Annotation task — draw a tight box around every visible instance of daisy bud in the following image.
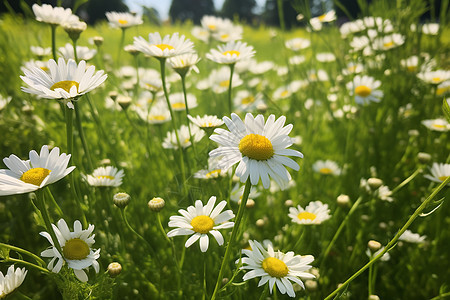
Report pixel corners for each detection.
[417,152,431,164]
[108,91,118,101]
[378,222,387,229]
[305,280,318,291]
[108,262,122,277]
[336,194,350,207]
[246,199,255,208]
[117,95,132,110]
[367,178,383,190]
[113,192,130,209]
[369,295,380,300]
[256,219,265,227]
[222,278,229,284]
[148,197,165,212]
[93,36,104,47]
[285,199,294,207]
[368,240,381,252]
[124,44,140,56]
[100,158,111,165]
[63,20,87,41]
[408,129,419,136]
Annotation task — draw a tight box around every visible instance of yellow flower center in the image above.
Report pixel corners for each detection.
[262,257,289,278]
[20,168,51,186]
[219,80,230,87]
[280,90,289,98]
[239,134,274,161]
[50,80,79,93]
[297,211,317,221]
[201,122,214,127]
[208,24,216,30]
[118,19,128,25]
[318,14,327,21]
[150,115,166,121]
[383,41,394,48]
[407,66,417,72]
[97,175,114,180]
[221,34,229,39]
[155,44,174,51]
[172,102,186,109]
[206,169,221,178]
[432,77,441,83]
[223,50,240,56]
[242,96,255,104]
[438,176,448,181]
[40,66,49,72]
[436,86,449,96]
[63,238,90,260]
[355,85,372,97]
[190,215,214,233]
[432,124,446,129]
[319,167,333,174]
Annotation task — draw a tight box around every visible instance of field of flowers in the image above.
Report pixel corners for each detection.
[0,0,449,299]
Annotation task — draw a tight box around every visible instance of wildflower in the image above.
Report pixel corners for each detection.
[310,10,336,31]
[372,33,405,50]
[239,240,315,297]
[347,75,383,104]
[105,11,143,28]
[288,201,331,225]
[285,38,311,51]
[191,26,210,42]
[208,67,243,94]
[113,192,130,208]
[20,58,107,109]
[58,43,97,61]
[40,219,100,282]
[168,53,200,76]
[162,125,205,149]
[0,95,12,111]
[138,102,171,124]
[234,90,265,112]
[188,114,224,130]
[85,166,124,187]
[169,93,197,111]
[312,160,341,176]
[230,183,260,203]
[201,15,233,33]
[62,19,87,41]
[206,41,255,65]
[417,70,450,85]
[107,262,122,277]
[366,246,390,261]
[30,46,51,57]
[424,163,450,184]
[210,113,303,189]
[316,52,336,62]
[32,3,78,25]
[0,265,27,298]
[212,24,243,42]
[133,32,194,58]
[376,185,394,202]
[167,196,234,252]
[148,197,165,212]
[399,230,426,243]
[0,145,75,196]
[422,23,439,35]
[421,118,450,132]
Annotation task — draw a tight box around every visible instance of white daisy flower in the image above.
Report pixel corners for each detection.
[201,15,233,33]
[20,58,107,109]
[0,265,27,298]
[339,20,365,38]
[233,90,265,112]
[307,69,329,82]
[139,102,171,125]
[417,70,450,85]
[400,56,420,72]
[167,196,235,252]
[58,43,97,61]
[31,46,51,57]
[422,23,439,35]
[285,38,310,51]
[105,11,143,28]
[342,62,364,75]
[347,75,383,104]
[424,163,450,184]
[0,95,12,111]
[212,24,243,42]
[191,26,210,42]
[366,246,390,261]
[349,36,370,51]
[288,55,306,65]
[376,185,393,202]
[0,145,75,196]
[421,118,450,132]
[230,183,260,203]
[312,160,341,176]
[209,113,303,190]
[194,156,229,180]
[188,114,224,130]
[208,67,243,94]
[162,125,205,149]
[239,240,315,298]
[316,52,336,62]
[206,41,255,65]
[437,81,450,96]
[168,53,200,75]
[288,201,331,225]
[32,3,77,25]
[372,33,405,51]
[133,32,194,58]
[250,60,275,74]
[310,10,336,31]
[85,166,124,187]
[40,219,100,282]
[399,230,426,243]
[169,92,198,111]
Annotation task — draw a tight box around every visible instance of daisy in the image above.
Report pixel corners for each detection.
[307,69,329,82]
[138,102,171,124]
[40,219,100,282]
[288,201,331,225]
[339,20,365,38]
[366,246,390,261]
[85,166,124,187]
[239,240,315,297]
[167,196,235,252]
[191,26,210,42]
[201,15,233,33]
[169,93,198,111]
[208,67,243,94]
[20,58,107,109]
[347,75,383,104]
[0,145,75,196]
[312,160,341,176]
[31,46,51,57]
[376,185,394,202]
[285,38,310,51]
[316,52,336,62]
[234,90,265,112]
[399,230,426,243]
[422,23,439,35]
[250,60,275,74]
[188,114,224,130]
[32,3,77,25]
[230,183,260,203]
[424,163,450,184]
[310,10,336,31]
[437,81,450,96]
[58,43,97,61]
[373,33,405,51]
[289,55,306,65]
[421,118,450,132]
[133,32,194,58]
[342,62,364,75]
[162,125,205,149]
[209,113,303,190]
[0,265,27,298]
[417,70,450,85]
[400,56,420,72]
[206,41,255,65]
[105,11,143,28]
[0,95,12,111]
[168,53,200,76]
[212,24,243,42]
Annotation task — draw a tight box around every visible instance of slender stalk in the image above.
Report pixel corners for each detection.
[74,102,93,171]
[276,0,286,32]
[391,168,422,195]
[430,292,450,300]
[324,176,450,300]
[0,243,46,266]
[50,24,57,61]
[3,257,50,274]
[202,259,207,300]
[368,264,374,296]
[36,190,63,255]
[227,64,235,114]
[72,39,78,63]
[45,187,64,217]
[181,75,197,161]
[258,284,269,300]
[211,178,252,300]
[117,28,126,67]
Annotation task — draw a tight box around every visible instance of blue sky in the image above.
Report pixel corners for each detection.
[125,0,266,20]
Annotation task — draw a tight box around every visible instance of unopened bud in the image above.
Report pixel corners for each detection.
[368,178,383,190]
[148,197,165,212]
[369,295,380,300]
[93,36,104,47]
[417,152,431,164]
[107,262,122,277]
[109,91,118,101]
[368,240,381,252]
[305,280,317,291]
[117,95,132,110]
[336,194,350,207]
[113,192,130,208]
[256,219,265,227]
[285,199,294,207]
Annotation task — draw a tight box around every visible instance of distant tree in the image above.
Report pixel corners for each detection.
[263,0,299,29]
[169,0,215,24]
[79,0,129,24]
[143,6,161,26]
[222,0,256,22]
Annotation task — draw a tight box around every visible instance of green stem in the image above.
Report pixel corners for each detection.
[259,284,269,300]
[430,291,450,300]
[72,38,78,63]
[117,28,126,67]
[211,178,252,300]
[391,168,422,195]
[324,176,450,300]
[134,55,140,100]
[0,243,46,266]
[202,259,207,300]
[36,190,63,255]
[51,24,57,61]
[276,0,286,32]
[156,213,171,244]
[368,264,374,296]
[227,64,235,115]
[74,102,94,172]
[3,257,50,274]
[181,75,197,162]
[45,187,64,218]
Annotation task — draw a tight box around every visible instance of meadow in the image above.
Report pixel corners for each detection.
[0,0,449,299]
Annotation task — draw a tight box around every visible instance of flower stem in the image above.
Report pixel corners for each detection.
[211,178,252,300]
[0,243,46,266]
[117,28,126,67]
[50,24,57,61]
[390,167,423,195]
[3,257,50,274]
[181,75,197,162]
[36,190,63,255]
[45,187,64,218]
[74,101,94,172]
[72,39,78,63]
[324,176,450,300]
[227,64,235,115]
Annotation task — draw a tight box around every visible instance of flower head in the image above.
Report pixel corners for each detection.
[421,118,450,132]
[106,11,143,28]
[133,32,194,58]
[399,230,426,243]
[209,113,303,190]
[0,265,28,298]
[85,166,124,187]
[347,75,383,104]
[312,160,341,176]
[288,201,331,225]
[32,4,77,25]
[162,125,205,149]
[167,196,235,252]
[188,114,224,130]
[0,145,75,196]
[424,163,450,184]
[239,240,315,297]
[206,41,255,64]
[58,43,97,61]
[40,219,100,282]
